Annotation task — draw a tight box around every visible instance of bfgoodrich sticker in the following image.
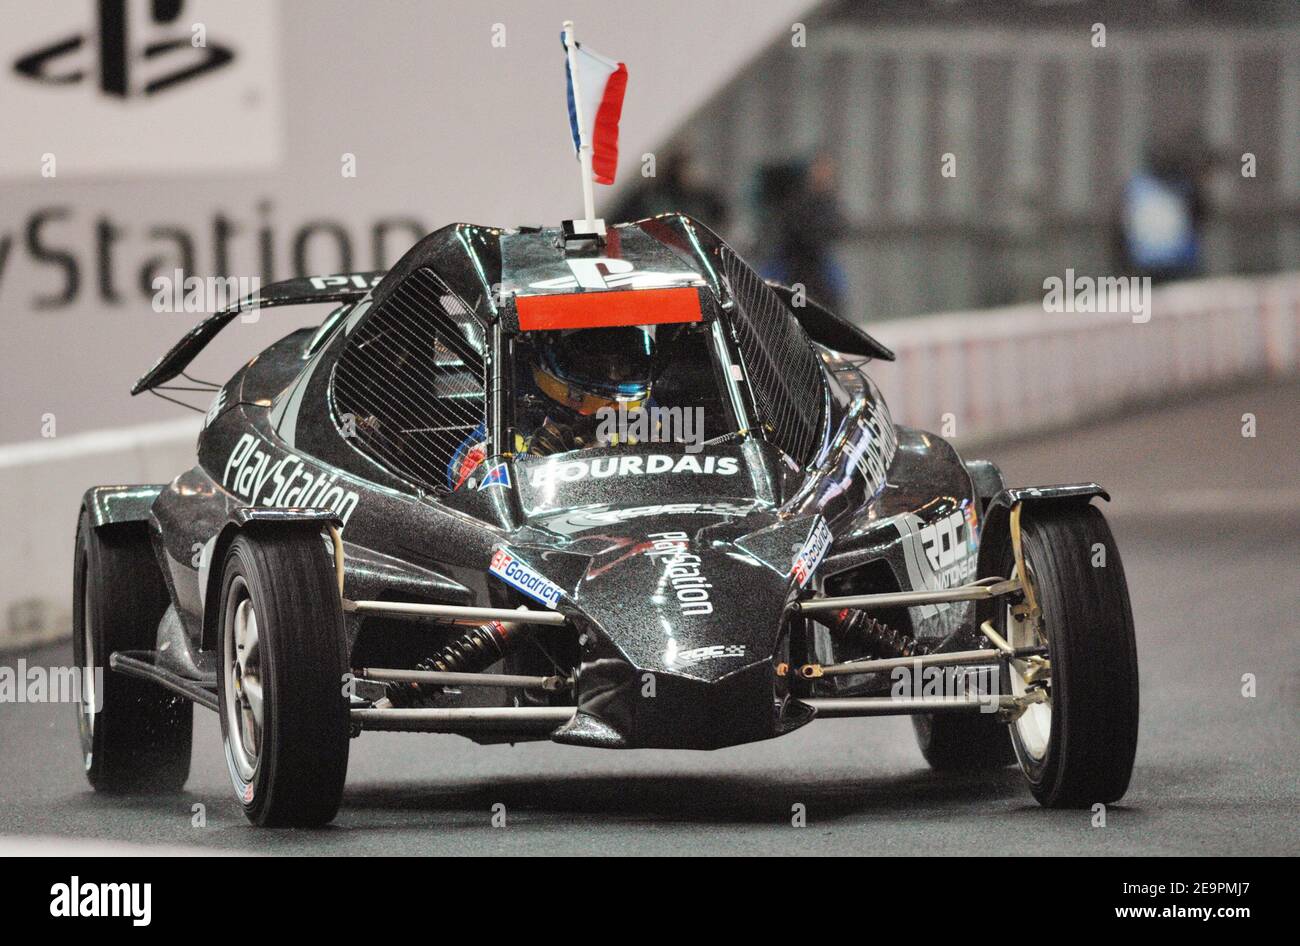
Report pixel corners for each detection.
[791,518,833,587]
[489,549,563,608]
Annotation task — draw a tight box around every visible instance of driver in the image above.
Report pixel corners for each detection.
[524,326,656,455]
[448,326,657,489]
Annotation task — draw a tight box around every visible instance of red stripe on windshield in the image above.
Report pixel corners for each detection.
[516,287,702,331]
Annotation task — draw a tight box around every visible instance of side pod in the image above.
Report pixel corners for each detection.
[82,485,164,528]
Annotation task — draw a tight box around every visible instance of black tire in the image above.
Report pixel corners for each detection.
[912,707,1015,771]
[73,510,192,793]
[993,504,1139,808]
[216,529,350,827]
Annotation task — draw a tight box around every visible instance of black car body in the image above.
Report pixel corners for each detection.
[79,214,1136,823]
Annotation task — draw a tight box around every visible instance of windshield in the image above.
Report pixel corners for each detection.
[507,320,739,461]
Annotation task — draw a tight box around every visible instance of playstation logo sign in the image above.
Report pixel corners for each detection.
[1,0,277,177]
[14,0,234,97]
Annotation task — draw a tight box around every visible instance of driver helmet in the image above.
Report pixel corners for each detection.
[531,326,655,416]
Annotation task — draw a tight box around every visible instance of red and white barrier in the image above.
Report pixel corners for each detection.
[870,272,1300,440]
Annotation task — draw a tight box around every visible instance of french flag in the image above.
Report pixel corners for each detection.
[562,32,628,185]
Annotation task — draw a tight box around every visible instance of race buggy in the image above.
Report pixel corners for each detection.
[74,214,1139,826]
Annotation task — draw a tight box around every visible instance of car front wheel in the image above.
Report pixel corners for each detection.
[216,529,350,827]
[992,504,1139,808]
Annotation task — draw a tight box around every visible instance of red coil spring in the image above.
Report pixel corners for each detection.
[829,608,929,659]
[389,621,516,706]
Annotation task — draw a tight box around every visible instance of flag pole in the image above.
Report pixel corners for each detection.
[563,20,598,229]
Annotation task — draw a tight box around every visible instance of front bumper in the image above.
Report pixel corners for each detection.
[550,658,814,750]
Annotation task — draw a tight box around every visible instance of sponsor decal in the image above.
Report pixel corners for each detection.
[308,273,383,292]
[815,395,897,511]
[848,399,897,496]
[791,518,833,588]
[539,500,756,537]
[647,532,713,617]
[489,548,564,609]
[964,503,980,545]
[203,385,227,428]
[527,257,705,293]
[669,643,747,668]
[919,509,977,583]
[49,875,151,926]
[477,461,511,490]
[529,452,739,488]
[223,433,360,526]
[447,424,487,490]
[894,505,979,622]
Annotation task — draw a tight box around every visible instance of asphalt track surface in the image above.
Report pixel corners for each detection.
[2,382,1297,855]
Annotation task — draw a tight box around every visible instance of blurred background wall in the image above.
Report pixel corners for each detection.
[663,0,1300,324]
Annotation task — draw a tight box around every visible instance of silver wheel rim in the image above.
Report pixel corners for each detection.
[1007,564,1051,761]
[80,566,96,765]
[223,576,264,783]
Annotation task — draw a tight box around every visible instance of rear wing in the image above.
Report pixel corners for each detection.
[764,281,895,361]
[131,272,385,395]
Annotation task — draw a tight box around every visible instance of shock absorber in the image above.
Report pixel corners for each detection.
[827,608,929,660]
[418,620,518,674]
[389,620,524,706]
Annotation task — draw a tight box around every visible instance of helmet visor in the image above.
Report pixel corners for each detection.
[539,326,655,401]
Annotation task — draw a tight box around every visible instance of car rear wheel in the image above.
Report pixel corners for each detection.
[216,529,350,827]
[73,510,192,793]
[994,504,1139,808]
